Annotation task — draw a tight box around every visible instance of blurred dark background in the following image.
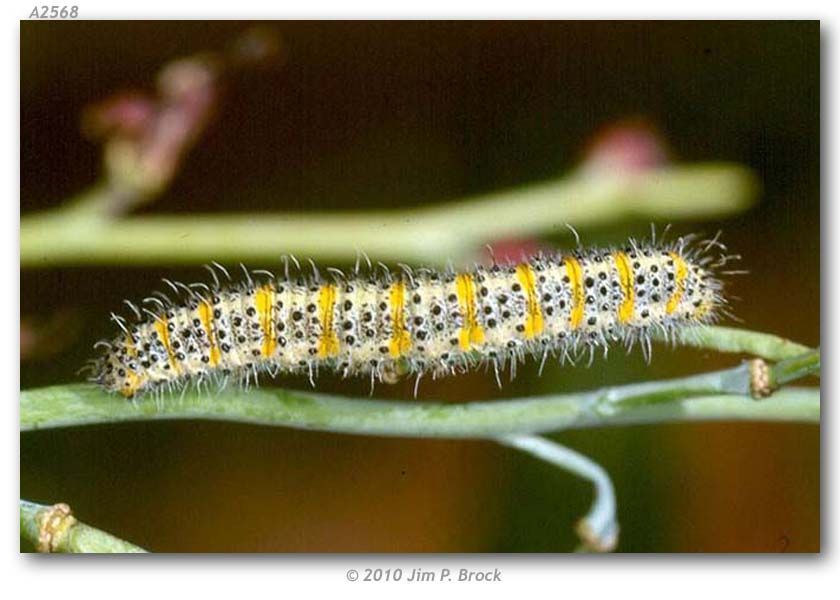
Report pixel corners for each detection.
[20,21,819,552]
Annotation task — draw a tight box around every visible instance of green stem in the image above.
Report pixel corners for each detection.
[20,500,146,553]
[20,382,818,438]
[20,328,819,436]
[770,349,821,387]
[21,163,757,267]
[663,325,815,362]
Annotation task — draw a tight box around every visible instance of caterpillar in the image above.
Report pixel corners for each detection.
[90,234,734,399]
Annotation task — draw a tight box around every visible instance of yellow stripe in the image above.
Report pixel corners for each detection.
[254,285,276,357]
[154,318,181,374]
[515,263,543,338]
[563,257,585,329]
[317,284,340,358]
[388,281,412,358]
[455,273,485,350]
[613,252,635,324]
[666,252,688,315]
[197,300,221,366]
[119,370,143,398]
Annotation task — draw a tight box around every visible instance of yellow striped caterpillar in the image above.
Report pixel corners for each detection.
[90,234,733,399]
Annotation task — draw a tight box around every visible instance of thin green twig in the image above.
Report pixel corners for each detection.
[498,435,619,552]
[20,163,757,267]
[665,325,814,362]
[20,499,146,553]
[20,376,819,438]
[20,327,819,435]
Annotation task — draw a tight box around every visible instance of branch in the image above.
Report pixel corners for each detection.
[498,435,619,552]
[19,326,819,435]
[21,367,819,439]
[20,500,146,553]
[664,325,814,363]
[20,163,757,267]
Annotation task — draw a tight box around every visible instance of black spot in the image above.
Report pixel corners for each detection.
[363,311,373,322]
[502,310,511,319]
[448,294,457,303]
[587,316,597,326]
[435,323,445,331]
[221,343,231,352]
[379,346,389,354]
[599,285,608,296]
[414,316,424,326]
[516,324,525,332]
[483,306,492,315]
[237,335,246,343]
[480,287,488,297]
[498,294,508,304]
[585,276,594,288]
[345,335,355,344]
[651,293,661,302]
[512,283,522,292]
[599,272,607,280]
[307,303,316,313]
[545,307,554,316]
[641,309,650,318]
[343,320,353,330]
[636,274,645,285]
[432,305,442,316]
[416,331,427,341]
[292,311,303,321]
[379,302,388,310]
[246,307,256,317]
[344,300,353,311]
[413,293,422,304]
[542,293,552,302]
[487,318,497,328]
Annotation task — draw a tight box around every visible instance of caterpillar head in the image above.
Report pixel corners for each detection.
[91,339,146,399]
